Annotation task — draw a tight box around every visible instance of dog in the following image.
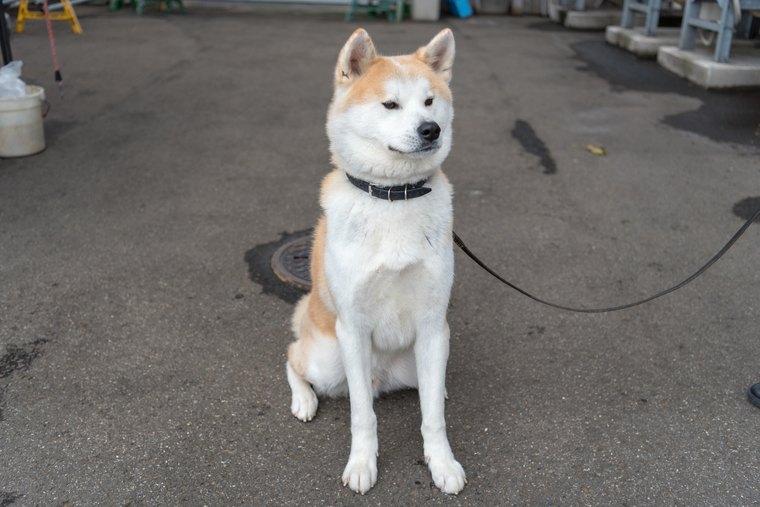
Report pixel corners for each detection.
[285,28,465,495]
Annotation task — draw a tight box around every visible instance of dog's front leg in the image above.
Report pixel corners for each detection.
[336,317,378,494]
[415,321,466,495]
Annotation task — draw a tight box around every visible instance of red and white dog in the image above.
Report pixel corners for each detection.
[286,28,465,495]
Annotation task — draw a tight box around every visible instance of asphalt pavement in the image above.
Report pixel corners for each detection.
[1,5,759,505]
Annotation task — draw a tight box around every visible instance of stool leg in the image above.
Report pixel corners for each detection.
[15,0,28,33]
[678,0,701,49]
[621,0,635,28]
[63,0,83,34]
[645,0,661,36]
[713,0,734,62]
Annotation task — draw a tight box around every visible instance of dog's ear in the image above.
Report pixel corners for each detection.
[335,28,377,87]
[416,29,455,83]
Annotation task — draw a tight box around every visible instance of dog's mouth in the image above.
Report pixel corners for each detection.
[388,144,440,155]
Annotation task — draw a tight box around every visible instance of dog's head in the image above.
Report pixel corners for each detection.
[326,29,455,185]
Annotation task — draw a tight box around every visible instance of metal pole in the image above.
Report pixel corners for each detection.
[0,2,13,65]
[49,0,90,11]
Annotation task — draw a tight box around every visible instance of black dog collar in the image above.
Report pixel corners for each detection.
[346,173,431,201]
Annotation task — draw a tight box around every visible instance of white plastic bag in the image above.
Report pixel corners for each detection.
[0,61,26,98]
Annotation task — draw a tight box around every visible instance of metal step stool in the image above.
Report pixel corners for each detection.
[678,0,760,62]
[620,0,668,35]
[346,0,404,21]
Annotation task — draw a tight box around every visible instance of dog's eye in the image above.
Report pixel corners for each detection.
[382,101,399,110]
[425,97,434,107]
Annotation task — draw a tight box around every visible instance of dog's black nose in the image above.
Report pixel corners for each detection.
[417,121,441,142]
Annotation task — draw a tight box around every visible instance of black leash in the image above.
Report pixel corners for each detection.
[453,204,760,314]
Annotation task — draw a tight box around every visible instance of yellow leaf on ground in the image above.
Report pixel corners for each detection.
[585,144,606,156]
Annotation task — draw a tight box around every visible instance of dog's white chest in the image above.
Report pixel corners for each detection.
[356,239,432,351]
[323,172,454,351]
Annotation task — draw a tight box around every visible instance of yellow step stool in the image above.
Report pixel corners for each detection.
[16,0,83,35]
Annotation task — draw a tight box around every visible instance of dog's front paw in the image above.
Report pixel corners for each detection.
[341,452,378,495]
[427,454,466,495]
[290,385,318,422]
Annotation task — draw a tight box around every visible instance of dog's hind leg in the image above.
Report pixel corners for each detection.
[287,359,318,422]
[287,296,320,422]
[287,293,345,422]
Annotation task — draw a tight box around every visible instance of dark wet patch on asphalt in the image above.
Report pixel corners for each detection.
[0,492,23,507]
[512,119,558,174]
[0,338,49,421]
[245,229,311,305]
[664,104,760,148]
[0,339,49,380]
[732,197,760,224]
[525,21,570,32]
[572,40,760,148]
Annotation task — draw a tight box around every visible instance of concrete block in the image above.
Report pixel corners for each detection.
[606,24,623,44]
[657,44,760,89]
[564,8,620,29]
[550,3,621,30]
[606,26,681,58]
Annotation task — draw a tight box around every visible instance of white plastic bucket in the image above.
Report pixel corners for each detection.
[0,85,46,158]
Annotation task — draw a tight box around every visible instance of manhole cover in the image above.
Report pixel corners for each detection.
[271,235,312,291]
